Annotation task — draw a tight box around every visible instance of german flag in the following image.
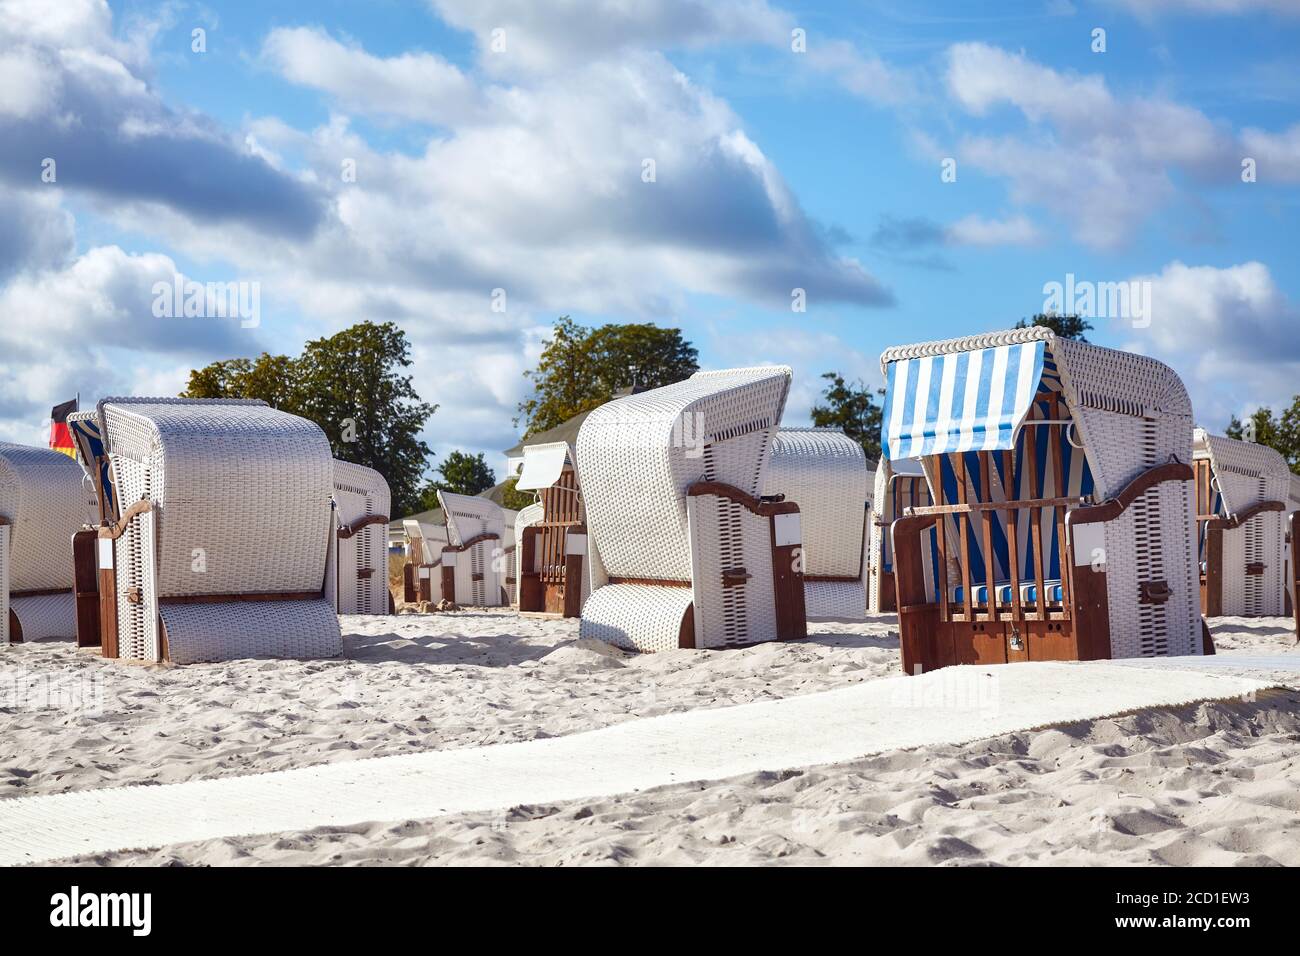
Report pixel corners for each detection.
[49,399,77,458]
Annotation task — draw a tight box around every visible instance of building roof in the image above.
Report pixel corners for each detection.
[502,408,594,461]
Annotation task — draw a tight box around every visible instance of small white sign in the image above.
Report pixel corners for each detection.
[443,552,457,568]
[773,512,802,547]
[418,567,430,580]
[1071,522,1105,568]
[566,532,588,556]
[98,538,114,570]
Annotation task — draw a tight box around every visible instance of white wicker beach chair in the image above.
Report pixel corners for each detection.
[1192,429,1289,617]
[762,428,869,618]
[514,441,589,617]
[333,459,392,615]
[402,518,448,603]
[0,444,97,644]
[881,327,1203,672]
[436,490,509,606]
[577,366,806,652]
[88,398,342,664]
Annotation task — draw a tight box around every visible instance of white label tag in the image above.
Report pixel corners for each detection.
[566,532,588,556]
[773,512,802,547]
[443,551,457,568]
[1071,522,1105,568]
[418,567,430,580]
[98,538,114,570]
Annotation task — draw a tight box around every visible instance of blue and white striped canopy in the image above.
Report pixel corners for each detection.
[882,341,1047,461]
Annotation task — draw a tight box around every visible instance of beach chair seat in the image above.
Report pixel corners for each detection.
[577,366,806,652]
[0,443,97,644]
[952,579,1064,606]
[515,442,588,617]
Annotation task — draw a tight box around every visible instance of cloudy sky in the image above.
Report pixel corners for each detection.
[1,0,1297,476]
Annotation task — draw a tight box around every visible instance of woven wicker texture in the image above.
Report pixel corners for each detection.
[1194,429,1290,616]
[437,491,507,606]
[0,443,95,592]
[333,460,391,615]
[160,599,343,665]
[581,582,694,652]
[9,593,77,642]
[98,399,340,662]
[762,427,868,618]
[101,400,334,597]
[578,366,792,651]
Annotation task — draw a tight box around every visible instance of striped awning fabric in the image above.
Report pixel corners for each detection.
[882,340,1047,461]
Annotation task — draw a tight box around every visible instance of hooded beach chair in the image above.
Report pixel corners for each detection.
[762,427,869,618]
[1192,430,1288,618]
[881,327,1203,672]
[514,441,589,617]
[577,366,806,652]
[333,459,393,615]
[85,397,342,664]
[0,443,97,644]
[867,456,934,614]
[436,490,510,606]
[402,518,448,603]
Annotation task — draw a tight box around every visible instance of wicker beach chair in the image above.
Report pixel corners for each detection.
[333,459,393,615]
[84,398,342,664]
[577,366,806,652]
[881,327,1202,672]
[436,490,510,606]
[514,442,588,617]
[762,428,869,618]
[402,518,448,603]
[867,456,935,614]
[1192,430,1289,618]
[0,444,97,644]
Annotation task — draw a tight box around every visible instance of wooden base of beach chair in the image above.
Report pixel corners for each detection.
[518,525,585,618]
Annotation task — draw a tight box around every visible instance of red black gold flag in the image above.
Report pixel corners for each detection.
[49,398,77,457]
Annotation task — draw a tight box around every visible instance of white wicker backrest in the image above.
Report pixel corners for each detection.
[333,459,390,614]
[437,491,505,546]
[0,443,95,591]
[99,399,334,598]
[762,427,868,578]
[1193,429,1290,516]
[577,366,792,581]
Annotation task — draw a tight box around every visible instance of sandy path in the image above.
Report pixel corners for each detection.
[5,611,1298,866]
[0,611,897,799]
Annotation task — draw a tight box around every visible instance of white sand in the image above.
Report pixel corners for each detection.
[2,609,1298,865]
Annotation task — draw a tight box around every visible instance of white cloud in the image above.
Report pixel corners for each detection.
[943,43,1250,249]
[1122,261,1300,428]
[261,27,484,125]
[1241,124,1300,183]
[944,214,1042,247]
[428,0,788,72]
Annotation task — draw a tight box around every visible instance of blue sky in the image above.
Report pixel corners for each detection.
[1,0,1297,479]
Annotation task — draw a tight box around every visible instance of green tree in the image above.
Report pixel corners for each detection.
[517,317,699,434]
[1226,405,1300,474]
[184,321,437,516]
[498,475,537,512]
[420,450,496,510]
[183,353,299,409]
[811,372,884,461]
[1015,313,1093,341]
